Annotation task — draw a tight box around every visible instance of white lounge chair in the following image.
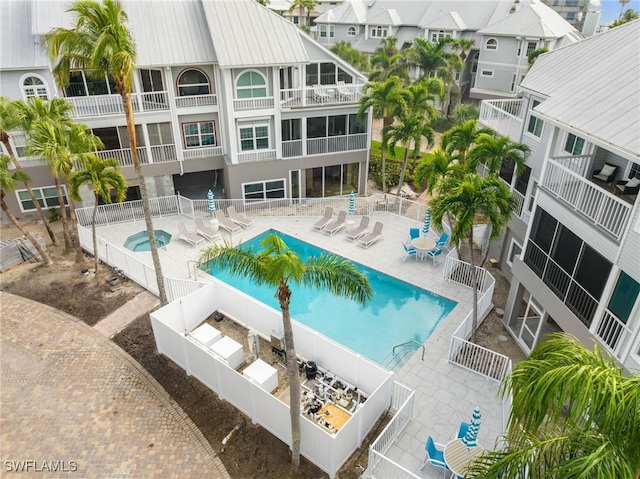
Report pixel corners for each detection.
[227,205,254,229]
[313,206,334,231]
[345,216,370,242]
[357,221,384,249]
[176,221,206,247]
[313,84,331,102]
[336,80,354,101]
[323,210,347,236]
[194,216,221,241]
[215,209,242,234]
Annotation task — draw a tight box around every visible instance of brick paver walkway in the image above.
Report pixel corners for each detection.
[94,290,160,338]
[0,292,229,478]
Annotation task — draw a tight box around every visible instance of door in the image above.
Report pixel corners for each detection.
[517,299,543,354]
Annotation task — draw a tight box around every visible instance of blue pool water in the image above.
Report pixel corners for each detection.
[201,230,457,364]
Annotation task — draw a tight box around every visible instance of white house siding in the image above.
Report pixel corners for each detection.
[474,36,521,94]
[0,69,56,103]
[617,206,640,284]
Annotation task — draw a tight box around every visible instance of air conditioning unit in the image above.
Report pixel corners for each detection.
[271,332,285,353]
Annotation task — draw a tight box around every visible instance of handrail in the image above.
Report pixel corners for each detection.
[187,259,201,279]
[392,340,425,361]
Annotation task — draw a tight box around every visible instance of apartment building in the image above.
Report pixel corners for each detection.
[478,20,640,372]
[313,0,582,101]
[540,0,591,32]
[0,0,371,223]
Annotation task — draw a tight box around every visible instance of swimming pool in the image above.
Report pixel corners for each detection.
[201,230,457,365]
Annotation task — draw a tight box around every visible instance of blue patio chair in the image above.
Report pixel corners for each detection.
[409,227,420,240]
[436,232,449,250]
[401,242,418,262]
[457,421,470,439]
[427,248,444,266]
[419,436,449,473]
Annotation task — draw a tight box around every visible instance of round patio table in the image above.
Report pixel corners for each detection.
[411,237,436,260]
[444,439,485,478]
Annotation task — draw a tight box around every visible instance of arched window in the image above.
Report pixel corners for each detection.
[347,26,357,36]
[370,25,388,38]
[236,71,267,99]
[177,69,210,97]
[485,38,498,51]
[21,75,49,100]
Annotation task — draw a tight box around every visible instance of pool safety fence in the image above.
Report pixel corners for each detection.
[150,280,394,479]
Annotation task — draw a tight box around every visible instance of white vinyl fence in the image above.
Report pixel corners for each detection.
[150,280,395,479]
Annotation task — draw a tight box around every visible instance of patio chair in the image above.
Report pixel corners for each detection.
[457,421,470,439]
[345,216,370,242]
[227,205,254,229]
[357,221,384,249]
[401,242,418,262]
[313,206,334,231]
[336,80,354,101]
[419,436,449,473]
[614,176,640,199]
[409,227,420,242]
[215,209,242,234]
[323,210,347,236]
[427,248,444,266]
[313,84,331,102]
[592,163,618,186]
[176,221,206,247]
[436,232,449,250]
[194,216,222,241]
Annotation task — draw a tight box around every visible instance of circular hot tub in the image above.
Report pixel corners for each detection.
[123,230,172,252]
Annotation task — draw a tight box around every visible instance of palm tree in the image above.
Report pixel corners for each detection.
[288,0,316,29]
[401,81,440,167]
[618,0,630,19]
[441,119,495,164]
[44,0,168,304]
[414,148,460,196]
[369,36,409,82]
[330,41,370,72]
[467,134,530,177]
[358,77,405,192]
[450,103,480,126]
[197,234,372,470]
[0,155,53,266]
[70,153,126,280]
[407,36,456,80]
[468,333,640,479]
[429,173,517,343]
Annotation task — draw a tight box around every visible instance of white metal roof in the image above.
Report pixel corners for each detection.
[202,0,308,68]
[520,20,640,158]
[478,2,580,38]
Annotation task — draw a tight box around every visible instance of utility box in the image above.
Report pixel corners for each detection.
[210,336,244,370]
[243,358,278,393]
[190,323,221,347]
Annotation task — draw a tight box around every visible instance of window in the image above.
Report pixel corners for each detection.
[527,181,538,212]
[16,186,68,212]
[430,30,446,42]
[564,133,585,155]
[485,38,498,50]
[507,240,523,267]
[93,125,144,149]
[182,121,216,148]
[471,53,479,74]
[21,75,49,100]
[480,70,494,77]
[370,25,388,38]
[347,26,357,36]
[236,71,267,98]
[281,119,301,142]
[177,69,210,97]
[510,73,517,92]
[243,179,285,202]
[526,101,544,138]
[305,163,359,197]
[526,41,538,57]
[629,162,640,180]
[147,123,173,146]
[64,70,116,97]
[140,69,164,92]
[566,12,576,21]
[319,25,335,38]
[239,124,269,151]
[608,272,640,324]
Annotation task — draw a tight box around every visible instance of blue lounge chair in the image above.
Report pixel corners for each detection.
[420,436,449,473]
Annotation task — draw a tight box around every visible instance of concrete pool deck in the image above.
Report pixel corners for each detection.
[95,212,505,478]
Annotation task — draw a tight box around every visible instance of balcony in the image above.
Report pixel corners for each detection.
[182,146,224,159]
[94,144,176,167]
[175,94,217,108]
[478,99,523,139]
[232,97,274,111]
[282,133,367,158]
[541,158,632,240]
[280,84,363,108]
[67,92,170,118]
[237,149,277,163]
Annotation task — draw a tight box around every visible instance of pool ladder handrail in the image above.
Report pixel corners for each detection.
[187,259,200,279]
[392,340,425,361]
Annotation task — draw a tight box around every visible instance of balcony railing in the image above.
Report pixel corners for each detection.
[237,149,277,163]
[95,147,149,167]
[232,97,274,110]
[182,146,224,159]
[66,91,170,118]
[306,133,368,156]
[596,309,633,356]
[498,176,526,218]
[479,99,523,139]
[175,94,217,108]
[542,159,631,240]
[551,154,591,177]
[282,140,303,158]
[280,84,363,108]
[149,144,177,163]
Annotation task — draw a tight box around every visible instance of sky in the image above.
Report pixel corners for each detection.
[591,0,640,24]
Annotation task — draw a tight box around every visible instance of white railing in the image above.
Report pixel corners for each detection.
[550,154,591,177]
[237,149,277,163]
[279,84,363,108]
[66,91,170,118]
[149,144,177,163]
[95,147,149,167]
[182,146,224,159]
[596,309,633,356]
[232,97,274,110]
[498,177,526,219]
[448,335,512,382]
[443,256,492,293]
[75,195,180,226]
[280,88,304,107]
[165,277,209,302]
[542,159,631,240]
[175,94,217,108]
[282,139,303,158]
[307,133,368,156]
[479,99,524,139]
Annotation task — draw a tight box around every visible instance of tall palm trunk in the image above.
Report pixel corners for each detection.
[396,144,411,196]
[63,173,85,264]
[381,115,394,194]
[91,193,100,281]
[1,193,53,266]
[469,229,479,343]
[0,133,56,245]
[54,175,73,251]
[122,91,167,305]
[278,282,301,470]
